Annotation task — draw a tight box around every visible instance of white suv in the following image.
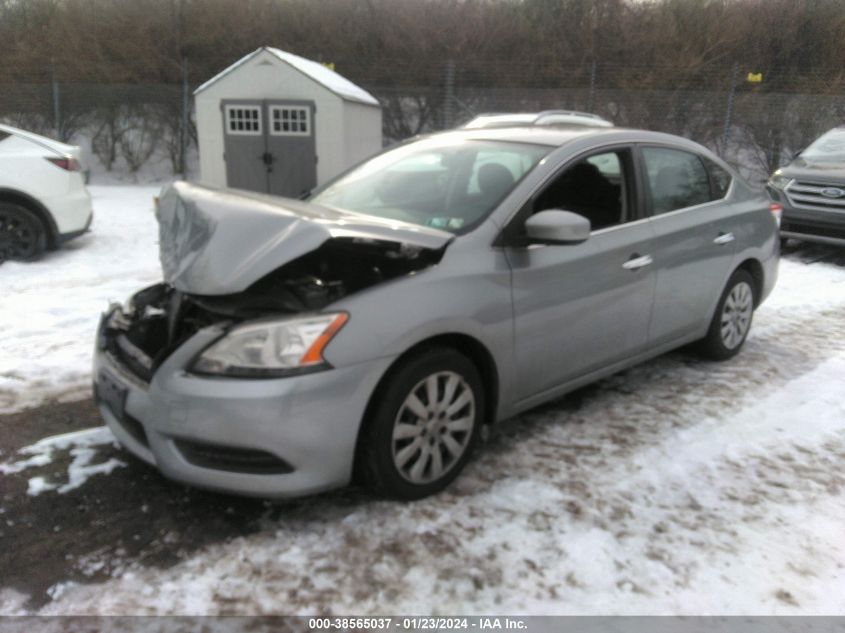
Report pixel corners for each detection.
[0,124,93,263]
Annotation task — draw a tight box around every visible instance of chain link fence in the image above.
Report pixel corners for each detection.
[2,61,843,184]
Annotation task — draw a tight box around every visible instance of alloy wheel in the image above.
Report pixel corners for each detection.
[720,281,753,349]
[391,371,476,484]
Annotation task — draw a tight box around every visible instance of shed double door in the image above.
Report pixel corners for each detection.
[222,99,317,198]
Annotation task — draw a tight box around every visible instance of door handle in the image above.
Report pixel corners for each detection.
[622,254,653,270]
[713,232,735,245]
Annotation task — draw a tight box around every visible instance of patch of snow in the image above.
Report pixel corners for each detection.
[0,452,52,474]
[45,582,76,602]
[56,448,125,495]
[0,589,29,615]
[1,427,125,496]
[26,476,57,496]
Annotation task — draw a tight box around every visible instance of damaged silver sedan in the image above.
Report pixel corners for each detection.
[94,127,778,499]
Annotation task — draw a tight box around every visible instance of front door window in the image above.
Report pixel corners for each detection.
[532,149,632,231]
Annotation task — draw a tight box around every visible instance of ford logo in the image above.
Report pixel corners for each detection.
[820,187,845,198]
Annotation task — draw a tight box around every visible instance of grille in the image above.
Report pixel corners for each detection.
[785,181,845,211]
[173,439,294,475]
[102,285,213,384]
[112,334,156,383]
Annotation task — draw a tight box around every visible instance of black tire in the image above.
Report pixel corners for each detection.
[359,347,485,500]
[0,203,47,264]
[696,269,756,360]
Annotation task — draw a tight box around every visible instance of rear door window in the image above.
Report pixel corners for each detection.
[642,147,711,214]
[703,157,732,199]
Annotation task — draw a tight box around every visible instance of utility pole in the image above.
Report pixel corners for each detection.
[181,56,189,177]
[722,62,740,151]
[442,60,456,129]
[175,0,189,177]
[51,65,61,140]
[586,61,597,112]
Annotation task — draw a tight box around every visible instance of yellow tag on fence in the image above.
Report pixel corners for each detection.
[747,72,762,83]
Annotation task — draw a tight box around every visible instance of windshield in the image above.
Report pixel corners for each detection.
[310,138,551,234]
[802,129,845,163]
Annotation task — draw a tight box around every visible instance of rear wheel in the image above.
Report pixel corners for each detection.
[360,348,484,500]
[0,204,46,263]
[696,269,756,360]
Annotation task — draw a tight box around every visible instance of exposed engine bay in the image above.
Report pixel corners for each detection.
[101,237,444,382]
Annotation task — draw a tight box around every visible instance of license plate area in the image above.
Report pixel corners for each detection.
[96,369,128,420]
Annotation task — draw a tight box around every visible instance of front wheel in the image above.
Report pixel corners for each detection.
[359,348,484,500]
[696,269,756,360]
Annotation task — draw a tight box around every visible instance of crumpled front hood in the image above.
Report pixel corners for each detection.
[157,181,453,295]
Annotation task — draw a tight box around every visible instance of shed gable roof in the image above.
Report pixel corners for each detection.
[193,47,379,107]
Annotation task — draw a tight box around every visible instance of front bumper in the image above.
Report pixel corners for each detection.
[768,185,845,246]
[93,311,394,498]
[780,217,845,246]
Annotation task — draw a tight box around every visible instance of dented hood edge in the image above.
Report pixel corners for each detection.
[157,181,454,296]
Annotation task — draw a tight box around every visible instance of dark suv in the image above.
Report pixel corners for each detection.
[767,126,845,246]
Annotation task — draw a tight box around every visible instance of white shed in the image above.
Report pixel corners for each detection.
[193,47,382,197]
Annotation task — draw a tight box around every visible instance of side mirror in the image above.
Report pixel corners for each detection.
[524,209,590,244]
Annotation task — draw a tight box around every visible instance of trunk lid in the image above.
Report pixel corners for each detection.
[0,124,82,160]
[157,181,453,295]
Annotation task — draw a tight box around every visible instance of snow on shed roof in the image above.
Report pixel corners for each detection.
[193,47,379,107]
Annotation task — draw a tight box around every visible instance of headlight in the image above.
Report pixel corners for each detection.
[768,172,793,191]
[192,313,348,377]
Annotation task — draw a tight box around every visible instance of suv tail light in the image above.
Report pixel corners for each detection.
[46,157,82,172]
[769,202,782,227]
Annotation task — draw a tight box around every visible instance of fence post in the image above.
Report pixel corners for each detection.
[180,56,189,177]
[52,73,61,140]
[442,60,456,129]
[586,60,597,112]
[722,62,739,150]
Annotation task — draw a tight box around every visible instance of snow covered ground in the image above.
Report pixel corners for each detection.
[0,185,163,412]
[1,185,845,615]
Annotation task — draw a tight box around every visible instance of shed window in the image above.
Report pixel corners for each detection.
[225,106,262,135]
[271,107,310,136]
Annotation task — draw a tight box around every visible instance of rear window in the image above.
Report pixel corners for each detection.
[704,158,732,199]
